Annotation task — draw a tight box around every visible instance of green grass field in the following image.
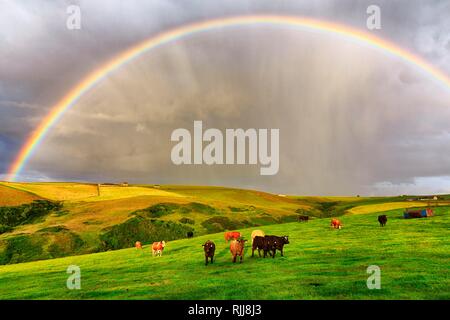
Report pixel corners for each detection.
[0,182,448,299]
[0,206,448,299]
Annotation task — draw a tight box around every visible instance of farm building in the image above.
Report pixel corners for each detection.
[404,208,434,219]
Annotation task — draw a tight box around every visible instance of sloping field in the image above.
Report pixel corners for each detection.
[0,207,448,300]
[83,186,185,202]
[2,182,99,201]
[0,184,42,206]
[347,202,429,215]
[1,182,183,202]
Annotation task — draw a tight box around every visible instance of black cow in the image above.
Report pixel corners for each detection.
[252,236,273,258]
[265,235,290,258]
[378,215,387,227]
[202,240,215,266]
[187,231,194,238]
[298,215,309,222]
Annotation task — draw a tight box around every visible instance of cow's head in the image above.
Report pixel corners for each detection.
[237,238,247,247]
[161,241,166,248]
[202,241,215,253]
[282,236,289,244]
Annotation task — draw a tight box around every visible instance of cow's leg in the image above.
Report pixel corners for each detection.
[272,249,276,258]
[280,248,284,257]
[258,249,262,257]
[232,255,236,263]
[252,248,254,257]
[240,255,243,264]
[205,256,208,266]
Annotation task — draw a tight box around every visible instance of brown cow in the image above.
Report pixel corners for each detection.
[378,215,387,227]
[202,240,215,266]
[152,241,166,256]
[230,238,247,263]
[135,241,142,249]
[330,218,342,229]
[224,231,241,242]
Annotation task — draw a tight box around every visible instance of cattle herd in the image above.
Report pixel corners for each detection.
[134,215,391,265]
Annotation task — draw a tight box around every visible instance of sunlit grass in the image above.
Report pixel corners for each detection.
[348,202,428,215]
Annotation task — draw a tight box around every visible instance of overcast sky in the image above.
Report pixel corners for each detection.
[1,0,450,195]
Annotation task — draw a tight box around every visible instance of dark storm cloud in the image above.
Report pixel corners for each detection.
[1,0,450,195]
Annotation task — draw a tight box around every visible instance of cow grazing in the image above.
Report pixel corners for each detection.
[202,240,215,266]
[298,215,309,222]
[187,231,194,238]
[224,231,241,242]
[135,241,142,249]
[251,230,265,244]
[378,215,387,227]
[252,235,273,258]
[330,218,342,229]
[152,241,166,256]
[264,235,290,257]
[230,238,247,263]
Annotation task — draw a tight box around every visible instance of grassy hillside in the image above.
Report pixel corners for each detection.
[0,182,448,266]
[0,206,448,299]
[0,183,313,264]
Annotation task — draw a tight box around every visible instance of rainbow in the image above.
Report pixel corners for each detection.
[6,14,450,181]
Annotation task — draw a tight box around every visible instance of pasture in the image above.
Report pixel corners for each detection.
[0,184,42,206]
[0,207,448,299]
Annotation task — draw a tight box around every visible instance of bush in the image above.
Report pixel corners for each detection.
[0,235,45,265]
[0,200,63,228]
[37,225,69,233]
[132,202,219,219]
[187,202,219,215]
[229,206,247,212]
[99,217,194,250]
[0,229,84,265]
[137,203,180,218]
[278,215,299,223]
[179,217,195,225]
[0,224,13,235]
[201,216,249,233]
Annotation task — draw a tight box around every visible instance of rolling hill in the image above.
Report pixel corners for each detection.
[0,182,448,268]
[0,207,448,299]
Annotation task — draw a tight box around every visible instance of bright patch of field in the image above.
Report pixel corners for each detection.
[3,182,98,200]
[0,183,41,206]
[291,196,372,202]
[1,182,184,202]
[159,185,310,213]
[83,186,184,202]
[0,207,448,300]
[348,202,428,215]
